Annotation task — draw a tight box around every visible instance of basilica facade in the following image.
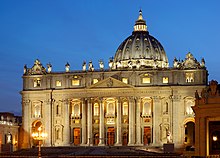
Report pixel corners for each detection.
[21,10,208,148]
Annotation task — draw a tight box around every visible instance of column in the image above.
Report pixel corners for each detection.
[128,97,135,146]
[81,98,87,145]
[45,98,52,146]
[136,97,142,145]
[87,98,93,145]
[63,99,70,145]
[22,99,30,148]
[99,98,105,146]
[115,98,122,146]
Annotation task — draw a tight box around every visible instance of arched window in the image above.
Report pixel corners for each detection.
[74,104,80,117]
[143,102,151,116]
[123,102,128,115]
[33,102,41,118]
[94,103,99,116]
[107,102,115,115]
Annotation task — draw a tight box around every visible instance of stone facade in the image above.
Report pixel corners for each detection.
[20,10,208,149]
[193,80,220,156]
[0,112,21,152]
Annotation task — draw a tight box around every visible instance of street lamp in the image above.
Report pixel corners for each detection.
[32,126,47,158]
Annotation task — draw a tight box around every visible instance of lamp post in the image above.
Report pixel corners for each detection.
[32,126,47,158]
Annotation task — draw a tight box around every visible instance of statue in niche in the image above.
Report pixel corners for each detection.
[166,130,172,143]
[82,61,86,71]
[6,132,12,144]
[99,60,104,70]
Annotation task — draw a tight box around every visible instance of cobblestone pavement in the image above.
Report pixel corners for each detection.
[0,146,184,157]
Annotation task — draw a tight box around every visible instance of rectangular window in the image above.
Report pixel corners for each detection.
[185,73,194,83]
[123,103,128,115]
[72,79,80,86]
[163,77,169,83]
[56,80,62,87]
[142,77,151,84]
[34,78,41,87]
[94,103,99,116]
[122,78,128,84]
[93,78,98,84]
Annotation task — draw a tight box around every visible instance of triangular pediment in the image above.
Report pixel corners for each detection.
[89,77,134,89]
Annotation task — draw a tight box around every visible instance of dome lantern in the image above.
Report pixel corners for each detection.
[134,10,147,32]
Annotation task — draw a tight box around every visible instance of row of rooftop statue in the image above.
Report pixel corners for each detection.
[23,52,205,75]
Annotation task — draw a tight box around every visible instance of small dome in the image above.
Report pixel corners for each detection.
[112,10,169,69]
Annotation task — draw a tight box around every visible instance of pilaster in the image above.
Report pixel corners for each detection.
[63,99,70,146]
[128,96,135,146]
[81,98,87,145]
[135,97,142,145]
[87,98,93,145]
[115,97,122,146]
[98,98,105,146]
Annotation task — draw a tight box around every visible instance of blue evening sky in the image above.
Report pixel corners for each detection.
[0,0,220,115]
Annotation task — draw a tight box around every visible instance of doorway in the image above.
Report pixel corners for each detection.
[107,127,114,145]
[184,122,195,146]
[122,132,128,146]
[94,133,99,145]
[143,127,151,145]
[73,128,80,145]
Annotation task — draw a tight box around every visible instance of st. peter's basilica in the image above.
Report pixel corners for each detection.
[20,10,208,148]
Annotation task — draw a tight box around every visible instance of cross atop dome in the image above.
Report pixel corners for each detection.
[134,10,147,32]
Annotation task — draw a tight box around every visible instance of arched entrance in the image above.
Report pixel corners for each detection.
[94,133,99,145]
[107,127,114,145]
[184,121,195,146]
[31,121,42,146]
[122,132,128,146]
[73,128,80,145]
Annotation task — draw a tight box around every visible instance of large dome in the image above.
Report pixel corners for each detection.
[111,10,169,69]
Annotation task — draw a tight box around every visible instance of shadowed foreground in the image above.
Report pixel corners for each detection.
[0,146,183,157]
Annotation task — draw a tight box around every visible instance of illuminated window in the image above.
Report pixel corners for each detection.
[56,80,62,87]
[34,78,41,87]
[163,77,169,83]
[122,78,128,84]
[73,104,80,117]
[33,102,41,118]
[123,102,128,115]
[185,73,194,83]
[94,103,99,116]
[142,77,151,83]
[72,79,80,86]
[93,79,99,84]
[143,102,151,116]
